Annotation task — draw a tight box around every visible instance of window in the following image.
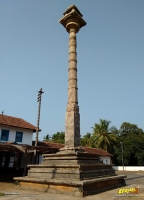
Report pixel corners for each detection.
[1,129,9,141]
[0,153,16,168]
[15,131,23,142]
[9,156,14,168]
[1,157,5,167]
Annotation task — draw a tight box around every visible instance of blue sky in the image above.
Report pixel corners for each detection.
[1,0,144,141]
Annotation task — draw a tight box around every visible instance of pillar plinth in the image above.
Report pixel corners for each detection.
[59,5,86,153]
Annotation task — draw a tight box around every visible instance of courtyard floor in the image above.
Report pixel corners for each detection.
[0,171,144,200]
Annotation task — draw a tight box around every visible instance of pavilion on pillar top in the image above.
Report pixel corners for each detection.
[59,4,87,33]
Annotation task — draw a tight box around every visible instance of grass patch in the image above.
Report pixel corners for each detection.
[0,193,4,196]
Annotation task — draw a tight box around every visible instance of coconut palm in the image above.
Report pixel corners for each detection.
[91,119,118,151]
[43,134,50,141]
[81,132,92,147]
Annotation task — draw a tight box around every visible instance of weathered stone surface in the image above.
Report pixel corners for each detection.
[14,175,126,197]
[24,153,115,181]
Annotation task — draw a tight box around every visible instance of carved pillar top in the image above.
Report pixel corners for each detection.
[59,5,86,33]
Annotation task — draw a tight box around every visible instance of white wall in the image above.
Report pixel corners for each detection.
[0,124,33,145]
[99,156,111,164]
[113,166,144,171]
[38,154,43,164]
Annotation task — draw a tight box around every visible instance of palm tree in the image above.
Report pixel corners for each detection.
[91,119,118,151]
[81,132,92,147]
[43,134,50,141]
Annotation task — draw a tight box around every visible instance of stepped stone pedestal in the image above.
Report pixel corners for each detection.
[14,152,126,197]
[14,5,126,197]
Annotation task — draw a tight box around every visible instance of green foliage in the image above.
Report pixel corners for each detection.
[119,122,143,136]
[51,132,65,144]
[43,134,50,141]
[112,133,144,166]
[43,132,65,144]
[111,122,144,166]
[80,132,92,147]
[91,119,118,151]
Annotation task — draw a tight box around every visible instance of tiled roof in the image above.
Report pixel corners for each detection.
[43,141,64,149]
[0,114,38,132]
[0,142,31,153]
[84,147,112,156]
[32,141,64,148]
[0,142,58,154]
[38,141,112,156]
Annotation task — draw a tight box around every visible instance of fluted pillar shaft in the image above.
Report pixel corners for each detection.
[65,27,80,148]
[68,28,78,105]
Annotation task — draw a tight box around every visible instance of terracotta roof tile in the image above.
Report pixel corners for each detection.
[44,142,64,149]
[33,141,64,149]
[0,114,37,132]
[84,147,112,156]
[38,142,112,156]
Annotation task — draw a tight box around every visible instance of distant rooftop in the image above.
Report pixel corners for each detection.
[0,114,38,132]
[38,141,113,156]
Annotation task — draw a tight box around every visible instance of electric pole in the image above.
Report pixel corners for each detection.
[35,88,44,146]
[120,142,124,171]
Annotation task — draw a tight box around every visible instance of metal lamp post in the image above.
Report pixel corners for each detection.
[120,142,124,171]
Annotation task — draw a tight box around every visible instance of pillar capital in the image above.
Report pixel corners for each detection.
[59,5,86,33]
[66,21,80,33]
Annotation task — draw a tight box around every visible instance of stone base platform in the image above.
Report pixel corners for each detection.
[25,152,117,180]
[14,175,126,197]
[14,152,126,197]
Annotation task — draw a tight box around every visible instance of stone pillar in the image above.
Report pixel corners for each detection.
[65,26,80,148]
[14,6,127,197]
[59,5,86,152]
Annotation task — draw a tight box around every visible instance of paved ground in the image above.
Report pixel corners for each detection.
[0,171,144,200]
[117,171,144,185]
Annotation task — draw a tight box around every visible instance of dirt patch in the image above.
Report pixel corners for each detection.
[0,182,15,191]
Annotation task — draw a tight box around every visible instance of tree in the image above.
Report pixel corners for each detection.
[51,132,65,144]
[81,132,92,147]
[119,122,143,136]
[43,134,50,141]
[43,132,65,144]
[91,119,118,151]
[112,133,144,166]
[111,122,144,166]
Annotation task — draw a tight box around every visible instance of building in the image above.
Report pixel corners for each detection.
[37,141,112,165]
[0,114,37,145]
[0,114,38,180]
